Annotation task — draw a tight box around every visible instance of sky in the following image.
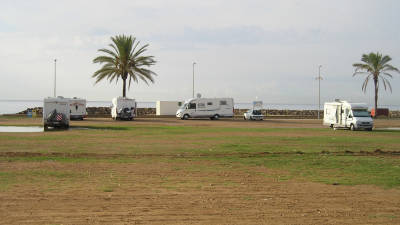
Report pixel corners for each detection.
[0,0,400,106]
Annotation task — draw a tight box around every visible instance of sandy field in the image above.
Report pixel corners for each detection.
[0,117,399,224]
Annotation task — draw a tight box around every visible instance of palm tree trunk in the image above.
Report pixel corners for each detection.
[122,78,126,98]
[374,77,378,117]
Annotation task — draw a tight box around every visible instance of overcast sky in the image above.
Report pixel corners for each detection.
[1,0,400,106]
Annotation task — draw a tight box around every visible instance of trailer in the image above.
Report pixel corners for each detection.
[176,97,234,120]
[156,101,183,116]
[244,101,264,120]
[69,97,87,120]
[323,100,373,131]
[111,97,136,120]
[43,96,70,130]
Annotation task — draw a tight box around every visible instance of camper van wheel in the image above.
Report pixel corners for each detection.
[183,114,189,120]
[243,116,246,120]
[350,124,355,131]
[330,124,334,129]
[44,126,49,131]
[213,114,220,120]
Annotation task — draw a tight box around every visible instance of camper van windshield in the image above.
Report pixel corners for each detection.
[180,103,188,109]
[352,109,370,117]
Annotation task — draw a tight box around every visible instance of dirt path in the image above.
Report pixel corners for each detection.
[2,116,400,129]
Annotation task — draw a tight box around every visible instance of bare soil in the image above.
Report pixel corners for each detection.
[1,160,400,225]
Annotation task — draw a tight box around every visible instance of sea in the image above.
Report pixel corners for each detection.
[1,100,399,115]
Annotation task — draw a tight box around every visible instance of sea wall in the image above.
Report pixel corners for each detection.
[17,107,400,118]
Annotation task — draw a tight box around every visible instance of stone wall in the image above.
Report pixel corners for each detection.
[17,107,400,118]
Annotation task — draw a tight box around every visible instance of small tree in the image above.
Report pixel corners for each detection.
[92,35,157,97]
[352,52,399,116]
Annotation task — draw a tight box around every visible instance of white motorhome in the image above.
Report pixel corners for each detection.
[244,101,264,120]
[323,100,373,131]
[43,96,70,130]
[176,97,234,120]
[111,97,137,120]
[69,97,87,120]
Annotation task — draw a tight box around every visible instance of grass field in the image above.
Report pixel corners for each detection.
[1,117,400,224]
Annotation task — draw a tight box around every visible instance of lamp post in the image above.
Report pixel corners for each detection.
[54,59,57,97]
[315,65,323,119]
[192,62,196,98]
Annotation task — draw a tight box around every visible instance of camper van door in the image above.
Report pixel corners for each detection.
[187,100,197,117]
[341,107,348,126]
[196,100,208,117]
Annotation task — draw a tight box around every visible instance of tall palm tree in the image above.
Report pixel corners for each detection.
[92,35,157,97]
[352,52,399,116]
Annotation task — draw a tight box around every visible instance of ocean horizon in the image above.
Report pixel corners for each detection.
[1,99,400,115]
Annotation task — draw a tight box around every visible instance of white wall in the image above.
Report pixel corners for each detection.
[156,101,182,116]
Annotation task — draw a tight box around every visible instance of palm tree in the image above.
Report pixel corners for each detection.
[352,52,399,116]
[92,35,157,97]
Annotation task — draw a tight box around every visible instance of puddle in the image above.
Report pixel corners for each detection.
[376,127,400,131]
[0,126,96,132]
[0,126,43,132]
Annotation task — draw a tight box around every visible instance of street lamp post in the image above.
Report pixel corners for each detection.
[54,59,57,97]
[315,65,323,119]
[192,62,196,98]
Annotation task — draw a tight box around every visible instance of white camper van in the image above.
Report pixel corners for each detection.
[176,98,234,120]
[69,97,87,120]
[111,97,137,120]
[323,100,373,131]
[244,101,264,120]
[43,96,70,130]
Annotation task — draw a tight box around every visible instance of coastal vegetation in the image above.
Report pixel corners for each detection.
[92,35,157,97]
[353,52,400,116]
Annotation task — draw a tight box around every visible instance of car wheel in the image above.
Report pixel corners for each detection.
[350,124,355,131]
[367,128,373,131]
[183,114,189,120]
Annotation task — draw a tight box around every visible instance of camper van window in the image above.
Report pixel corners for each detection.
[352,109,370,117]
[207,102,213,106]
[253,110,262,115]
[180,103,187,109]
[189,103,196,109]
[198,103,205,108]
[220,100,227,105]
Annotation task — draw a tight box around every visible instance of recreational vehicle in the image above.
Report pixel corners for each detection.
[111,97,137,120]
[43,96,70,130]
[323,100,373,131]
[244,101,264,120]
[69,97,87,120]
[176,98,234,120]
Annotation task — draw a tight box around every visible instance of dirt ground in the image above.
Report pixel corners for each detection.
[1,160,399,225]
[1,117,400,224]
[2,116,400,128]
